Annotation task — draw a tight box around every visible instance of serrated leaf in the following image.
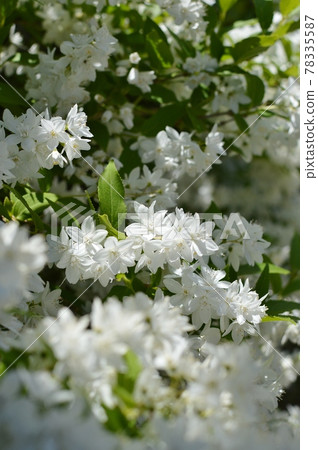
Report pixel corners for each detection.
[253,0,274,31]
[98,161,127,229]
[255,263,270,297]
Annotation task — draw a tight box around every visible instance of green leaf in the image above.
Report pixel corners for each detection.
[148,84,177,104]
[219,0,239,16]
[123,350,143,384]
[0,198,11,220]
[255,263,270,297]
[151,267,162,289]
[270,273,282,294]
[234,114,249,132]
[282,278,300,296]
[111,350,143,414]
[0,0,18,26]
[11,192,58,221]
[46,197,91,228]
[205,201,221,214]
[167,28,196,59]
[119,145,142,175]
[98,214,126,240]
[140,102,187,136]
[210,31,224,61]
[0,24,11,45]
[290,232,300,271]
[103,405,138,436]
[186,106,206,132]
[38,169,54,192]
[253,0,273,31]
[245,73,265,105]
[231,36,271,62]
[257,263,290,275]
[146,29,174,69]
[98,161,127,229]
[144,18,173,69]
[265,299,299,316]
[215,64,264,105]
[107,285,131,300]
[262,315,298,325]
[280,0,299,16]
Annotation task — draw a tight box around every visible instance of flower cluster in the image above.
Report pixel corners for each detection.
[25,25,117,114]
[212,213,271,271]
[0,221,47,333]
[164,264,267,344]
[47,202,219,285]
[0,0,300,448]
[0,290,296,449]
[0,105,92,186]
[132,125,226,178]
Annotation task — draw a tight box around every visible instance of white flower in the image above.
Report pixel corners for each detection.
[127,68,156,93]
[0,139,15,188]
[223,279,267,343]
[56,242,88,284]
[63,135,90,162]
[168,0,205,26]
[66,216,108,255]
[65,104,93,138]
[205,124,225,165]
[93,236,136,276]
[129,52,141,64]
[37,116,69,150]
[0,222,47,310]
[119,104,134,129]
[29,282,61,318]
[47,228,70,263]
[2,108,41,152]
[125,202,169,240]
